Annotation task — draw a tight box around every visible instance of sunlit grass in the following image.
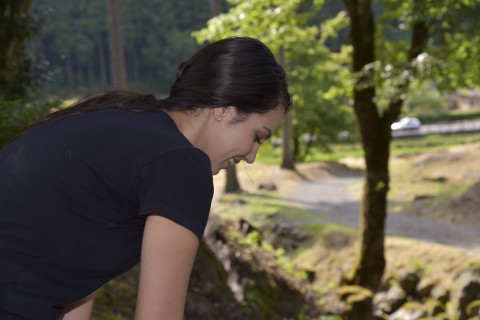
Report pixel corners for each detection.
[215,192,298,222]
[388,144,476,219]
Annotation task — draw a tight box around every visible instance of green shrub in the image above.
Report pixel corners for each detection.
[0,97,57,147]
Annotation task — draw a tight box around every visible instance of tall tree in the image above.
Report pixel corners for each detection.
[344,0,386,292]
[208,0,224,17]
[224,164,241,193]
[206,0,242,193]
[343,0,479,291]
[0,0,35,98]
[107,0,128,89]
[277,46,295,170]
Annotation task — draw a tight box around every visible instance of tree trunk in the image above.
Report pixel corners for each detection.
[130,46,140,84]
[208,0,224,17]
[224,166,241,193]
[344,0,429,292]
[0,0,34,98]
[107,0,127,89]
[344,0,386,292]
[206,0,241,194]
[40,38,49,95]
[278,46,295,170]
[98,33,108,86]
[65,53,74,91]
[87,55,94,87]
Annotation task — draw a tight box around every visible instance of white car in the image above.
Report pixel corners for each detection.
[391,117,422,131]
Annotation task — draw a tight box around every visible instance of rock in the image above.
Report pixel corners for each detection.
[431,312,449,320]
[236,218,259,235]
[450,267,480,320]
[417,278,436,299]
[388,301,426,320]
[185,241,253,320]
[258,182,277,190]
[262,218,309,253]
[338,285,365,301]
[397,268,421,296]
[201,215,322,319]
[232,199,247,205]
[423,176,448,183]
[430,284,450,305]
[303,268,316,283]
[375,285,408,315]
[338,285,374,320]
[466,299,480,317]
[414,194,433,201]
[425,298,446,317]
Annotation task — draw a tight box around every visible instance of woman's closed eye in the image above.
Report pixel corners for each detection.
[254,127,272,145]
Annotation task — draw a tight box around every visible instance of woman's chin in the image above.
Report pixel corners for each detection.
[211,166,222,176]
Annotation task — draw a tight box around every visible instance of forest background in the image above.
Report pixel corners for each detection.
[3,0,479,155]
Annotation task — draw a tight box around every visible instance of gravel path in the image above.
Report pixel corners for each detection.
[288,174,480,256]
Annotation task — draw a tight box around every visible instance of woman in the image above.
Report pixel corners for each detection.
[0,37,291,319]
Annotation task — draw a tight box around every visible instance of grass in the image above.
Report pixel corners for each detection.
[391,132,480,155]
[388,140,480,224]
[257,131,480,164]
[215,192,305,222]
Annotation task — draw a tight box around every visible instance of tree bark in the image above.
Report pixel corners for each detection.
[0,0,34,98]
[278,46,295,170]
[206,0,241,193]
[224,166,241,193]
[130,46,140,84]
[107,0,128,89]
[98,33,108,86]
[65,53,74,91]
[344,0,386,292]
[344,0,429,292]
[208,0,224,17]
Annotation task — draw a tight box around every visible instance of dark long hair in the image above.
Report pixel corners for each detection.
[40,37,292,123]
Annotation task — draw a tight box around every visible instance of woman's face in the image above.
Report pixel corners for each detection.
[200,106,284,175]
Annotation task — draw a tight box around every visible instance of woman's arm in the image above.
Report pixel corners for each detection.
[134,215,199,320]
[59,292,95,320]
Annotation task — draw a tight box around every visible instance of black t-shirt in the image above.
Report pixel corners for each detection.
[0,109,213,319]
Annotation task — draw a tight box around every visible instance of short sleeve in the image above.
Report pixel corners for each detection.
[137,148,213,240]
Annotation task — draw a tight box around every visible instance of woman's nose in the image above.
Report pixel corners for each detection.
[244,143,260,164]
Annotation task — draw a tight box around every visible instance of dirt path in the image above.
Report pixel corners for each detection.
[288,173,480,256]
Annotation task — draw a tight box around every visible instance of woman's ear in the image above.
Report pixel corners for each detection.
[212,106,232,121]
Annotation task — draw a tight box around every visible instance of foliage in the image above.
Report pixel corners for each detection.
[0,1,39,99]
[235,229,308,280]
[30,0,210,95]
[402,80,446,117]
[194,0,314,52]
[288,39,355,160]
[0,97,58,147]
[92,265,139,320]
[419,109,480,124]
[426,1,480,90]
[375,0,480,94]
[194,0,355,160]
[293,131,480,163]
